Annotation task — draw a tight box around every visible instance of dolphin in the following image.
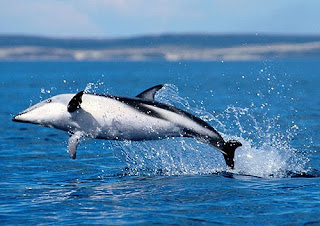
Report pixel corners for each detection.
[12,85,242,168]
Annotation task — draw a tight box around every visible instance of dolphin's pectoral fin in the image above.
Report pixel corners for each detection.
[67,131,84,159]
[68,91,84,112]
[136,84,164,101]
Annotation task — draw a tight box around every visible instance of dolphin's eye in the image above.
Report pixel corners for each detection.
[46,99,52,103]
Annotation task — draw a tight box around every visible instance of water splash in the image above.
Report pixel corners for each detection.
[39,79,106,100]
[110,84,310,178]
[84,80,105,93]
[232,137,309,178]
[217,105,310,178]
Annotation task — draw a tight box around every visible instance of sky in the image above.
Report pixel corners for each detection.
[1,0,320,38]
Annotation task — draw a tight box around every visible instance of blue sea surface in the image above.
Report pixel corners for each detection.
[0,61,319,224]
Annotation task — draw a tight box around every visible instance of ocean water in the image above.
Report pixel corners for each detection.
[0,61,319,224]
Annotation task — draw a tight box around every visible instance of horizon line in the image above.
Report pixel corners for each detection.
[1,32,320,40]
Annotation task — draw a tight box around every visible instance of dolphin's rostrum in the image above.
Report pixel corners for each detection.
[12,85,242,169]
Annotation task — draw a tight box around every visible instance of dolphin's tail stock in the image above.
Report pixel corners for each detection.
[221,140,242,169]
[183,128,242,169]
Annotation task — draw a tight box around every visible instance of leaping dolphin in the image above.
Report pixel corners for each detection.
[12,85,242,168]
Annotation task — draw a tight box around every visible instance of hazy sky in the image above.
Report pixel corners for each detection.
[1,0,319,37]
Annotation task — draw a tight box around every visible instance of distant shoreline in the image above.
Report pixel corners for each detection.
[1,34,320,61]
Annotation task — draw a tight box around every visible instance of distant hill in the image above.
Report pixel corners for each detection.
[1,34,320,61]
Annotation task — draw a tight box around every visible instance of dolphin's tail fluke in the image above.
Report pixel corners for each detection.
[222,140,242,169]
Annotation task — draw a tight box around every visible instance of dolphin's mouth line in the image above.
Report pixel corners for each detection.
[12,116,31,123]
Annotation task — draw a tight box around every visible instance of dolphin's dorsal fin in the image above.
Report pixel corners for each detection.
[136,85,164,101]
[67,131,84,159]
[68,91,84,112]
